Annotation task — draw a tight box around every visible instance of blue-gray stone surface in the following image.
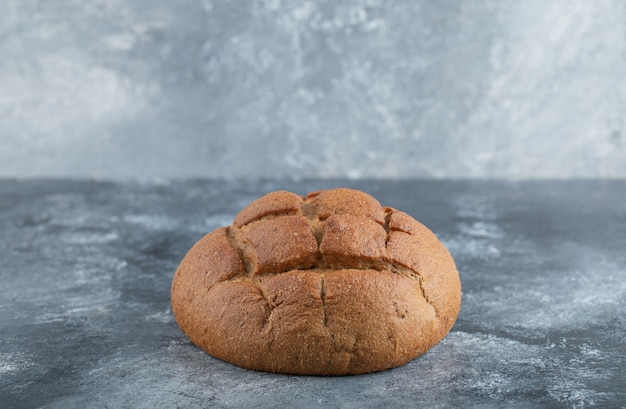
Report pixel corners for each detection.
[1,1,626,179]
[1,179,624,408]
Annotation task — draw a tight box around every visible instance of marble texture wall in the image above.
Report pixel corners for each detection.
[1,0,625,179]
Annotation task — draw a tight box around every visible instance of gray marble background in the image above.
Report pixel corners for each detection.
[2,0,626,179]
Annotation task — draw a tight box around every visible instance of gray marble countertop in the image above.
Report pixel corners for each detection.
[1,179,624,408]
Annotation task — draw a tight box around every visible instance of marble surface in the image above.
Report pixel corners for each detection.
[1,179,625,408]
[2,1,626,179]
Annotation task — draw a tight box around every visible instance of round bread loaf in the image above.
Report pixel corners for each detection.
[171,188,461,375]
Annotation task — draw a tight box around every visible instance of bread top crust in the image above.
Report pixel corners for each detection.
[175,188,461,333]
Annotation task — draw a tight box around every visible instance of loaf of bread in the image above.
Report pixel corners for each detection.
[171,188,461,375]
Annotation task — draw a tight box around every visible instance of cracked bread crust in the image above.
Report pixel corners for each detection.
[171,188,461,375]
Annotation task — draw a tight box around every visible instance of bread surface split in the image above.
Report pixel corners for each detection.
[171,188,461,375]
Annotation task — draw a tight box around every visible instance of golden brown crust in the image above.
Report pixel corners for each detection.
[244,215,318,275]
[171,188,461,375]
[320,214,387,259]
[306,188,385,223]
[233,190,303,227]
